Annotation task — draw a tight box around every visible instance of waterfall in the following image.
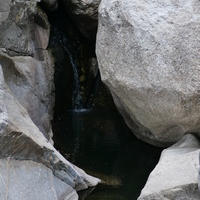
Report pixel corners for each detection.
[48,3,115,119]
[58,35,83,111]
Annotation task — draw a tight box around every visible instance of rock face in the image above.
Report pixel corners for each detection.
[0,159,78,200]
[0,0,53,140]
[138,134,200,200]
[0,0,39,56]
[0,51,54,141]
[96,0,200,147]
[0,61,100,189]
[62,0,101,40]
[0,0,100,198]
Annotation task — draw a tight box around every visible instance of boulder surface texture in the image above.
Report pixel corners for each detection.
[138,134,200,200]
[0,0,100,199]
[96,0,200,147]
[0,159,78,200]
[62,0,101,40]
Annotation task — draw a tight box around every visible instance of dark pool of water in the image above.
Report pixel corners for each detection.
[53,109,162,200]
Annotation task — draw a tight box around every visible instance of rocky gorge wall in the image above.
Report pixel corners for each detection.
[1,0,200,199]
[0,0,100,199]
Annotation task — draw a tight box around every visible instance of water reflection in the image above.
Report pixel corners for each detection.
[53,109,162,200]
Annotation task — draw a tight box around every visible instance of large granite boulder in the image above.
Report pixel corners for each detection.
[62,0,101,40]
[138,134,200,200]
[96,0,200,147]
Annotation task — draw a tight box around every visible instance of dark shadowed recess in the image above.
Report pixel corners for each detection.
[46,0,116,121]
[44,1,163,200]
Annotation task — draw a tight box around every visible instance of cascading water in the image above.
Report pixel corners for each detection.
[47,5,104,117]
[58,34,83,111]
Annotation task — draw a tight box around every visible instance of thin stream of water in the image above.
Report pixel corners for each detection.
[59,36,83,110]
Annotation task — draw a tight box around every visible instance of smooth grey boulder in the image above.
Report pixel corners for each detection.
[0,159,78,200]
[138,134,200,200]
[96,0,200,147]
[62,0,101,40]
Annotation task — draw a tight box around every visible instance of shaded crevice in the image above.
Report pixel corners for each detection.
[46,1,116,121]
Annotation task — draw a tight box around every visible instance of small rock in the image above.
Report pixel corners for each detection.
[138,134,200,200]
